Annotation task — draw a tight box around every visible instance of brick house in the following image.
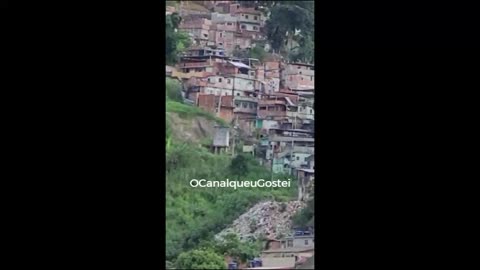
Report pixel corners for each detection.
[281,63,315,91]
[197,93,234,123]
[178,18,212,47]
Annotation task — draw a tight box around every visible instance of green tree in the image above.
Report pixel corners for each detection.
[175,249,226,269]
[166,13,192,65]
[249,46,266,62]
[292,197,315,227]
[166,77,183,102]
[214,233,261,264]
[265,1,314,62]
[229,154,249,177]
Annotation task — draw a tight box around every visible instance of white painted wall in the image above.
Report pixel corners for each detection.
[290,152,310,168]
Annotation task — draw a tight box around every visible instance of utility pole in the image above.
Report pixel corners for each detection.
[270,142,274,181]
[217,95,222,118]
[290,111,296,175]
[231,129,235,157]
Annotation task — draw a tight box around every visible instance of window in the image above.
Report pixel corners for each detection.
[235,101,240,107]
[310,109,313,114]
[299,71,302,74]
[242,102,247,108]
[254,16,258,20]
[219,32,223,37]
[241,25,246,29]
[297,156,300,160]
[219,78,222,82]
[227,22,233,26]
[301,77,303,80]
[203,34,208,38]
[227,79,231,84]
[237,93,240,96]
[245,15,249,19]
[253,26,258,30]
[207,78,211,82]
[305,240,309,245]
[186,68,190,72]
[218,42,223,46]
[287,240,293,247]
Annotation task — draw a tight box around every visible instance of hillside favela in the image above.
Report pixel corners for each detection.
[165,1,315,269]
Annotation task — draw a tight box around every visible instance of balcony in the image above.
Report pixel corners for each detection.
[234,107,257,114]
[269,135,315,143]
[258,110,287,118]
[297,112,314,120]
[235,98,257,105]
[180,62,212,68]
[258,99,286,106]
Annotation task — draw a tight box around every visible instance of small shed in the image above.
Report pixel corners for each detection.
[213,126,230,154]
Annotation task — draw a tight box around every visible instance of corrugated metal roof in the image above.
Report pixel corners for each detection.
[284,97,295,106]
[228,61,252,69]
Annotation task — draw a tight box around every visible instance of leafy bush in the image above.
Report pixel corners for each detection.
[292,198,314,227]
[166,77,183,102]
[175,249,226,269]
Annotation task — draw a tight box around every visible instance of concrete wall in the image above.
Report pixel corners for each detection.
[262,119,280,130]
[239,22,260,32]
[264,78,280,93]
[234,35,252,49]
[233,77,256,92]
[204,86,232,96]
[293,237,314,249]
[238,12,262,24]
[297,105,314,120]
[291,153,310,168]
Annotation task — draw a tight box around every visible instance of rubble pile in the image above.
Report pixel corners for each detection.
[216,200,306,241]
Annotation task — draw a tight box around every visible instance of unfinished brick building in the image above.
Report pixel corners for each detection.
[178,18,212,47]
[281,63,315,91]
[197,94,235,123]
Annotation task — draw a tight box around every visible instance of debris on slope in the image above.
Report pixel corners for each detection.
[216,200,306,241]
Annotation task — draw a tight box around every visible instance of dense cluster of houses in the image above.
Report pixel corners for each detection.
[167,0,315,199]
[166,1,315,195]
[166,45,314,201]
[167,1,315,269]
[226,227,315,270]
[175,1,268,54]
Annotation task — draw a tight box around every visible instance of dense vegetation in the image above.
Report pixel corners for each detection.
[166,13,192,65]
[264,1,315,63]
[165,80,297,264]
[292,196,315,227]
